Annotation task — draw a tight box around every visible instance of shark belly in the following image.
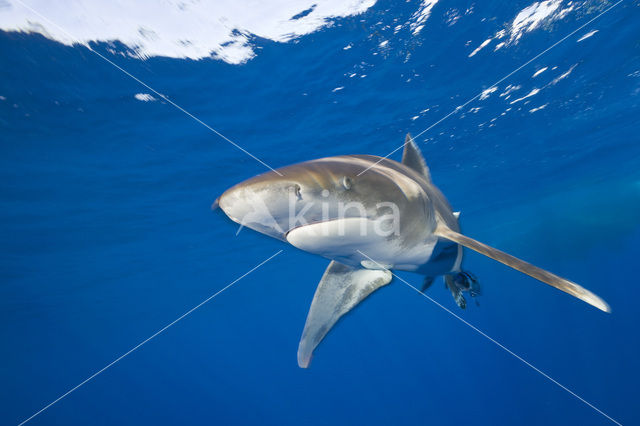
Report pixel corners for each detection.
[286,217,440,272]
[414,238,462,276]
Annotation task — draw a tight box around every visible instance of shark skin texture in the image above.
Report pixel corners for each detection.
[215,134,610,367]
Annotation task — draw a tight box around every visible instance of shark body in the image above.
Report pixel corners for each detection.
[216,135,609,367]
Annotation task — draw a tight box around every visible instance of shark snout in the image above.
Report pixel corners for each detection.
[215,184,248,224]
[215,179,292,240]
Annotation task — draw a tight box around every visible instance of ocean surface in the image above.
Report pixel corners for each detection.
[1,0,640,425]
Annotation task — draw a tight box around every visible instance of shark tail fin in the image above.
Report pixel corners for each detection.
[434,226,610,313]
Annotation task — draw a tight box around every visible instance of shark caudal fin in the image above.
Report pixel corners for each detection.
[434,226,610,313]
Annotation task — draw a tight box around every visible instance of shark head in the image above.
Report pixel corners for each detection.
[215,155,436,264]
[215,170,298,240]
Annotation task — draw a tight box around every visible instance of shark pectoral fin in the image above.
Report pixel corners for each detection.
[297,261,392,368]
[402,133,432,182]
[434,226,611,313]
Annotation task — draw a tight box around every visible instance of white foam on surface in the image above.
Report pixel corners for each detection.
[499,84,521,98]
[529,103,547,112]
[409,0,440,35]
[479,86,498,100]
[509,0,563,43]
[134,93,156,102]
[492,0,575,48]
[577,29,598,42]
[468,38,492,57]
[494,41,506,50]
[469,1,576,57]
[550,64,577,84]
[510,88,540,104]
[532,67,548,78]
[0,0,376,64]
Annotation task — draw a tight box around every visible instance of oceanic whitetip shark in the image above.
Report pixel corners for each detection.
[214,134,610,368]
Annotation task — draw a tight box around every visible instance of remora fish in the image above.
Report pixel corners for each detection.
[214,134,610,367]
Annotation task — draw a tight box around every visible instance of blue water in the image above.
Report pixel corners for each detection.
[2,1,640,425]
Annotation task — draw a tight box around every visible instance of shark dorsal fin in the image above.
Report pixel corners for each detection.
[401,133,431,182]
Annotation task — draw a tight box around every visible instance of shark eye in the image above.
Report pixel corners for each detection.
[342,176,353,190]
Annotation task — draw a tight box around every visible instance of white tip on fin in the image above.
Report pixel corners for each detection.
[297,261,392,368]
[453,211,461,219]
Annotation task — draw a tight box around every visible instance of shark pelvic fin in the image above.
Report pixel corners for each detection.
[402,133,431,182]
[434,226,610,313]
[445,275,466,309]
[297,261,392,368]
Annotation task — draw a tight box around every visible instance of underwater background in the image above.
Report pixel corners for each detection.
[1,0,640,424]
